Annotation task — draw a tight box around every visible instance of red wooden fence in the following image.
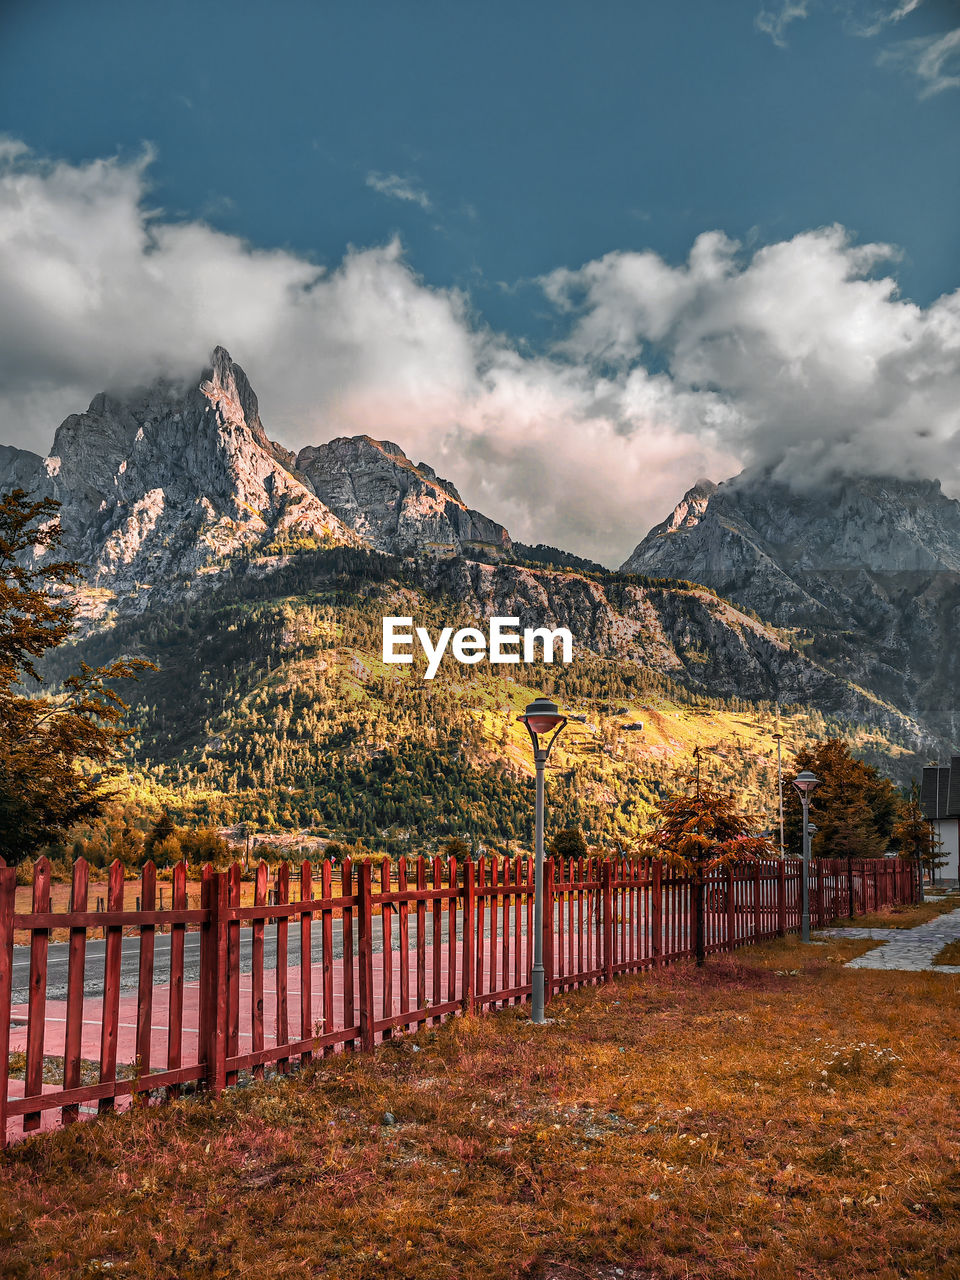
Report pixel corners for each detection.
[0,853,917,1145]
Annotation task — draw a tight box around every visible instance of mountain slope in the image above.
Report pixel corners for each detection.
[45,544,922,851]
[622,468,960,746]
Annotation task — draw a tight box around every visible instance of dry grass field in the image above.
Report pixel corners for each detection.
[2,934,958,1280]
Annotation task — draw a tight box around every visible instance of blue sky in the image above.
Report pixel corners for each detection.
[1,0,958,561]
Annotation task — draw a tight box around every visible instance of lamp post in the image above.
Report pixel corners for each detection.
[791,770,820,943]
[772,724,785,860]
[518,696,568,1024]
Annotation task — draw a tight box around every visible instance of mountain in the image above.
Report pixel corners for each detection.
[296,435,511,558]
[2,347,361,622]
[622,467,960,747]
[3,348,942,854]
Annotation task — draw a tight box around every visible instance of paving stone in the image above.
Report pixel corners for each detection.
[814,905,960,972]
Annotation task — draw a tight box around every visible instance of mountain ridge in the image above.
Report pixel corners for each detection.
[621,467,960,748]
[1,346,948,791]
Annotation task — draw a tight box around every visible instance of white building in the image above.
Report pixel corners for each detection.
[921,759,960,881]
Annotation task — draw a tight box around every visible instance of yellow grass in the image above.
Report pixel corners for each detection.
[932,938,960,966]
[2,936,959,1278]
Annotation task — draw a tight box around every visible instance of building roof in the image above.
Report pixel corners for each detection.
[922,763,959,819]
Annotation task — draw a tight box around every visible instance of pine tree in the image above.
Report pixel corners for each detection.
[639,773,773,966]
[0,490,152,864]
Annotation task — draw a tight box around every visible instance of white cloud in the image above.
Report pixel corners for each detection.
[755,1,811,47]
[849,0,924,37]
[878,26,960,96]
[542,226,960,494]
[0,143,734,565]
[0,143,958,566]
[365,171,432,210]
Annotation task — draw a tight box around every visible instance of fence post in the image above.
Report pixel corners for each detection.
[777,860,786,936]
[357,861,375,1052]
[461,860,476,1016]
[819,855,829,926]
[544,858,555,1005]
[601,861,614,984]
[198,866,228,1094]
[753,861,762,941]
[726,864,736,950]
[0,865,15,1150]
[652,860,662,967]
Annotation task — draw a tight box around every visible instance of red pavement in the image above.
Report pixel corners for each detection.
[7,933,542,1142]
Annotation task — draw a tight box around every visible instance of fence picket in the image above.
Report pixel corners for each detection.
[417,856,428,1028]
[62,858,88,1125]
[134,861,157,1097]
[97,860,124,1116]
[1,852,918,1145]
[381,861,394,1038]
[300,861,313,1067]
[321,859,334,1056]
[275,862,290,1073]
[0,866,16,1148]
[167,861,187,1095]
[341,859,355,1052]
[431,856,442,1025]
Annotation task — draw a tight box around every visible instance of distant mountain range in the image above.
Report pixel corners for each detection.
[2,346,953,828]
[622,469,960,749]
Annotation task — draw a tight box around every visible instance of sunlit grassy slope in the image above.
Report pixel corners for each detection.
[50,549,920,855]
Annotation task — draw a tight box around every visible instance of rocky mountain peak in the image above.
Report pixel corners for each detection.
[200,346,266,444]
[620,465,960,748]
[4,347,360,622]
[296,434,511,557]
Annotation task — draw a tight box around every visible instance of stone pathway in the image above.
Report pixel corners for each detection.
[815,906,960,972]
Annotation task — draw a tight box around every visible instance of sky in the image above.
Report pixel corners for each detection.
[0,0,958,565]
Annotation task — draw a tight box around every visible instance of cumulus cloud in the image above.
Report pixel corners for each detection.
[0,143,734,564]
[365,171,432,210]
[878,25,960,96]
[1,142,958,564]
[755,1,811,47]
[542,226,960,493]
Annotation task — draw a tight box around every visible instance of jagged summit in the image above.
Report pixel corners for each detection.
[1,347,361,621]
[622,469,960,584]
[296,434,511,558]
[0,347,515,621]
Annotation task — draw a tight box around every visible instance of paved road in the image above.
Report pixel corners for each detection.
[10,918,449,1005]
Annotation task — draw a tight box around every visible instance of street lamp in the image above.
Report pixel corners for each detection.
[791,770,820,943]
[518,696,568,1024]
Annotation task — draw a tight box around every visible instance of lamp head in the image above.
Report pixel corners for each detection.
[518,696,565,736]
[792,769,820,797]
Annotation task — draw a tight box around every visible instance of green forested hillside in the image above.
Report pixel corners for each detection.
[42,548,921,863]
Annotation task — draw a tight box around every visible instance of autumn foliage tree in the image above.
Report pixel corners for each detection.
[0,489,150,865]
[784,739,899,859]
[639,775,774,965]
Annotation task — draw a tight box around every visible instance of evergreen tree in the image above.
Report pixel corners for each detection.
[549,827,589,860]
[0,490,151,864]
[639,773,773,966]
[785,739,898,859]
[145,810,175,855]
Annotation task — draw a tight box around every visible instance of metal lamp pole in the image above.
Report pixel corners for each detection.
[792,770,820,943]
[518,697,568,1024]
[772,726,785,859]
